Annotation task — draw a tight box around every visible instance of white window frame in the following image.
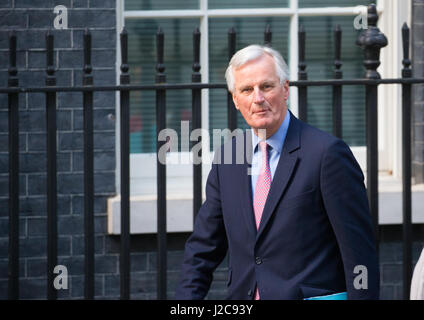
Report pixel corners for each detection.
[109,0,423,234]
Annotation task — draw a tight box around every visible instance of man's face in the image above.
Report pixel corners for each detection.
[232,54,289,139]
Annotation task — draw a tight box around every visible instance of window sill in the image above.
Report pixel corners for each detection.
[107,194,198,234]
[377,174,424,225]
[107,176,424,235]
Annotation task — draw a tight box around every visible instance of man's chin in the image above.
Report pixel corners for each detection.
[251,123,274,137]
[251,121,272,130]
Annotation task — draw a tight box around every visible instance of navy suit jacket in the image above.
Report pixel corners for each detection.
[176,112,379,300]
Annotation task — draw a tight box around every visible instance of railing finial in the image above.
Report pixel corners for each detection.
[156,26,165,83]
[120,27,130,84]
[83,28,93,80]
[356,3,388,79]
[298,24,307,79]
[367,3,378,27]
[402,23,412,78]
[334,24,342,79]
[228,27,236,61]
[45,31,56,86]
[264,24,272,47]
[192,27,201,82]
[8,31,18,87]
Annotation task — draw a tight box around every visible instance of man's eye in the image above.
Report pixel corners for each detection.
[241,88,251,93]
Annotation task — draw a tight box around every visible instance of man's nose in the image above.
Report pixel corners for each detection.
[253,87,265,104]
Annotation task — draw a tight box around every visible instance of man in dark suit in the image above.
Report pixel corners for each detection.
[175,45,379,300]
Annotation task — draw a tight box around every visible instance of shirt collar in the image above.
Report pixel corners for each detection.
[251,110,291,154]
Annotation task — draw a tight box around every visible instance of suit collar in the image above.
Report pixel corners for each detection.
[282,110,301,154]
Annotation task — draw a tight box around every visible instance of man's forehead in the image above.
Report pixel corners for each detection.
[234,68,280,87]
[236,77,279,86]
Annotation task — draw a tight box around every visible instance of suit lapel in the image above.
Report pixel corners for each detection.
[256,112,301,241]
[238,129,257,237]
[239,161,257,237]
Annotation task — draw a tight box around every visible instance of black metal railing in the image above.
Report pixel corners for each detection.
[401,22,413,301]
[82,28,95,300]
[2,4,424,300]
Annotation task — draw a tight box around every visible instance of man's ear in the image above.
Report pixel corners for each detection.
[283,80,289,100]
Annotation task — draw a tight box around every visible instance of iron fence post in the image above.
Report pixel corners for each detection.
[227,28,237,131]
[83,29,95,300]
[332,24,343,138]
[356,4,387,248]
[8,31,19,300]
[298,25,308,122]
[45,30,58,300]
[401,22,412,300]
[119,27,131,300]
[192,28,202,222]
[156,27,167,300]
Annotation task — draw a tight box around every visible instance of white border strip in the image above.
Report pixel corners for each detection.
[123,6,382,19]
[124,10,203,19]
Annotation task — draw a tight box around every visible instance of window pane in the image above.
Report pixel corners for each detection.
[209,0,288,9]
[125,0,199,11]
[209,17,289,148]
[126,18,199,153]
[299,16,366,146]
[299,0,373,8]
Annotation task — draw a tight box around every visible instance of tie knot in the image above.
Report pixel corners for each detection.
[259,141,268,153]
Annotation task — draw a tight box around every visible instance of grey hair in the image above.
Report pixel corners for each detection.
[225,44,290,93]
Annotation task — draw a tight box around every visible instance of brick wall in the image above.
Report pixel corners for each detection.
[379,226,424,300]
[0,0,119,299]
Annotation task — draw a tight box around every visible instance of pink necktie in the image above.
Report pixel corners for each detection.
[253,141,271,300]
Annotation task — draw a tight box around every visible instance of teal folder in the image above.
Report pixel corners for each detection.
[304,292,347,300]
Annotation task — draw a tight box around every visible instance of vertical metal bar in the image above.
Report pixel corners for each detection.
[192,28,202,223]
[119,27,131,300]
[45,30,58,300]
[332,24,343,139]
[156,27,167,300]
[298,24,307,122]
[83,29,95,300]
[227,27,237,131]
[401,22,412,300]
[356,4,387,248]
[264,24,272,47]
[365,84,379,244]
[8,31,19,300]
